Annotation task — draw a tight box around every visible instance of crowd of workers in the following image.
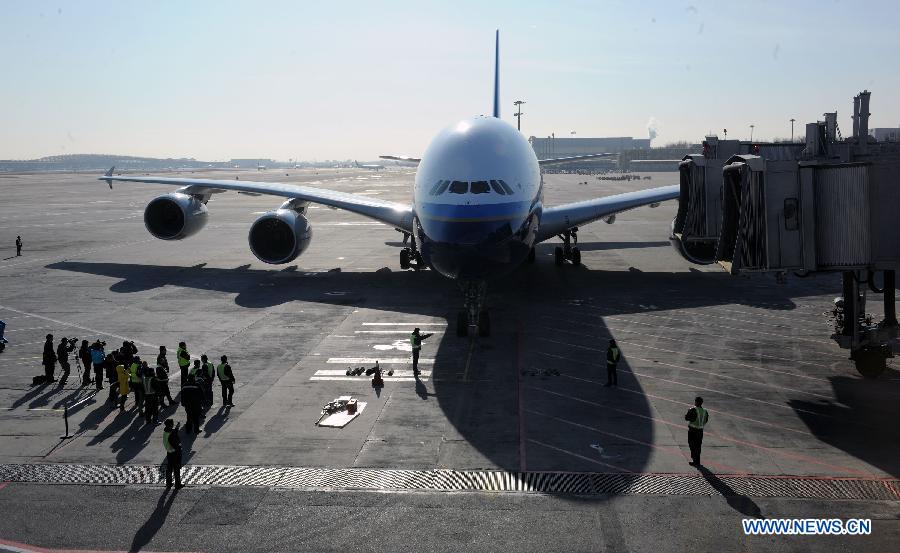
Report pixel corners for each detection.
[39,335,237,487]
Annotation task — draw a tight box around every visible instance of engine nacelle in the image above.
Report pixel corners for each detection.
[248,208,313,264]
[144,193,209,240]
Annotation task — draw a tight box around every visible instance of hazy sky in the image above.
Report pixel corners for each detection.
[3,0,899,160]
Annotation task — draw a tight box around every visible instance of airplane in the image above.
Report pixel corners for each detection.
[355,160,385,170]
[99,31,679,337]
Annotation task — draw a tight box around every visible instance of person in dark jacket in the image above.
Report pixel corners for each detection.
[156,363,175,408]
[162,419,185,489]
[605,339,621,387]
[91,341,106,390]
[685,396,710,466]
[15,236,22,256]
[57,337,76,385]
[42,334,57,382]
[142,361,160,425]
[181,376,203,434]
[78,340,93,386]
[217,355,235,407]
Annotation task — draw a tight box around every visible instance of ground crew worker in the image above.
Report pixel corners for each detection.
[79,340,93,386]
[409,328,433,375]
[176,342,190,384]
[685,396,709,466]
[15,236,22,256]
[181,376,203,434]
[217,355,235,407]
[115,362,129,410]
[605,339,620,387]
[142,361,159,425]
[156,364,174,408]
[57,337,75,385]
[42,334,57,382]
[129,356,144,414]
[201,355,215,407]
[162,419,185,489]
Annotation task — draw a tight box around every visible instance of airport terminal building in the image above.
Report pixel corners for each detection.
[529,136,651,159]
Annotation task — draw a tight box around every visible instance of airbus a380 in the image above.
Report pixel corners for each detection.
[100,32,679,337]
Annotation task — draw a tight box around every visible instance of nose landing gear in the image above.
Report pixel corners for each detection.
[457,280,489,337]
[399,232,425,271]
[554,227,581,266]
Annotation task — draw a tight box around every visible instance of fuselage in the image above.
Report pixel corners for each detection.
[412,116,542,281]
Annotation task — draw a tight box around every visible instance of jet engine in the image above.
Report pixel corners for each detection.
[248,203,312,264]
[144,193,209,240]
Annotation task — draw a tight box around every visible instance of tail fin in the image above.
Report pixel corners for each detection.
[492,29,500,118]
[354,160,360,168]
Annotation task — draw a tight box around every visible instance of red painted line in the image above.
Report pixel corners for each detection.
[516,320,526,472]
[0,481,9,491]
[560,373,811,436]
[527,408,740,473]
[530,386,875,478]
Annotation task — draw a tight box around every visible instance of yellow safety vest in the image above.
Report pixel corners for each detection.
[689,406,708,429]
[205,362,215,379]
[163,430,175,453]
[217,363,231,382]
[129,362,141,383]
[189,364,200,377]
[410,334,421,350]
[177,347,190,368]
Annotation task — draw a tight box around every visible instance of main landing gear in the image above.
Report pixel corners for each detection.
[554,227,581,266]
[457,280,490,338]
[399,232,425,271]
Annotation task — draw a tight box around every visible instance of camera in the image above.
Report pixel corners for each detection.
[94,340,107,347]
[67,337,78,346]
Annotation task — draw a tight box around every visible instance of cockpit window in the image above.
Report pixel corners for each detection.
[429,180,450,196]
[498,180,515,194]
[489,180,506,195]
[449,181,468,194]
[470,181,490,194]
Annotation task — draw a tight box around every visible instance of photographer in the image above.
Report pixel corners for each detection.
[79,340,93,386]
[90,340,106,390]
[57,337,76,385]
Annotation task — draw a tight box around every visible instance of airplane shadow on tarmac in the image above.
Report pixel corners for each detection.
[46,255,853,485]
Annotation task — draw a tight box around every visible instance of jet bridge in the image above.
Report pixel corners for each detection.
[673,91,899,376]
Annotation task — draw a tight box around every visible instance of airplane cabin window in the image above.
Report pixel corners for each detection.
[449,181,468,194]
[498,180,515,194]
[470,181,490,194]
[489,180,506,195]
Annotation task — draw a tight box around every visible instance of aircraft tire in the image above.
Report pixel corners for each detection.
[554,247,564,266]
[854,348,887,378]
[457,311,469,337]
[571,247,581,266]
[400,249,411,270]
[527,247,535,263]
[477,311,490,337]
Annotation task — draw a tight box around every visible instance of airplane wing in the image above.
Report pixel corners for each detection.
[536,185,679,243]
[99,169,414,231]
[379,155,421,164]
[538,153,616,166]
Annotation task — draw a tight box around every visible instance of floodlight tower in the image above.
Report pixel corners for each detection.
[513,100,526,131]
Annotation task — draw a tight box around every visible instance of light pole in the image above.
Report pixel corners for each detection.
[750,124,755,142]
[790,118,796,142]
[513,100,526,131]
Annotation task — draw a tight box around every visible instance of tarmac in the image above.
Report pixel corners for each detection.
[0,167,898,551]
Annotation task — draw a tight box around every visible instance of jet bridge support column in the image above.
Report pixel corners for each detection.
[884,270,897,327]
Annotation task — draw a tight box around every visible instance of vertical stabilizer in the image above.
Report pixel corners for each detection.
[492,30,500,118]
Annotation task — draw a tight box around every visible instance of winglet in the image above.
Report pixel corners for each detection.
[102,166,115,189]
[492,29,500,118]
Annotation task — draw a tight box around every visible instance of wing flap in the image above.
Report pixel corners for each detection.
[536,185,679,242]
